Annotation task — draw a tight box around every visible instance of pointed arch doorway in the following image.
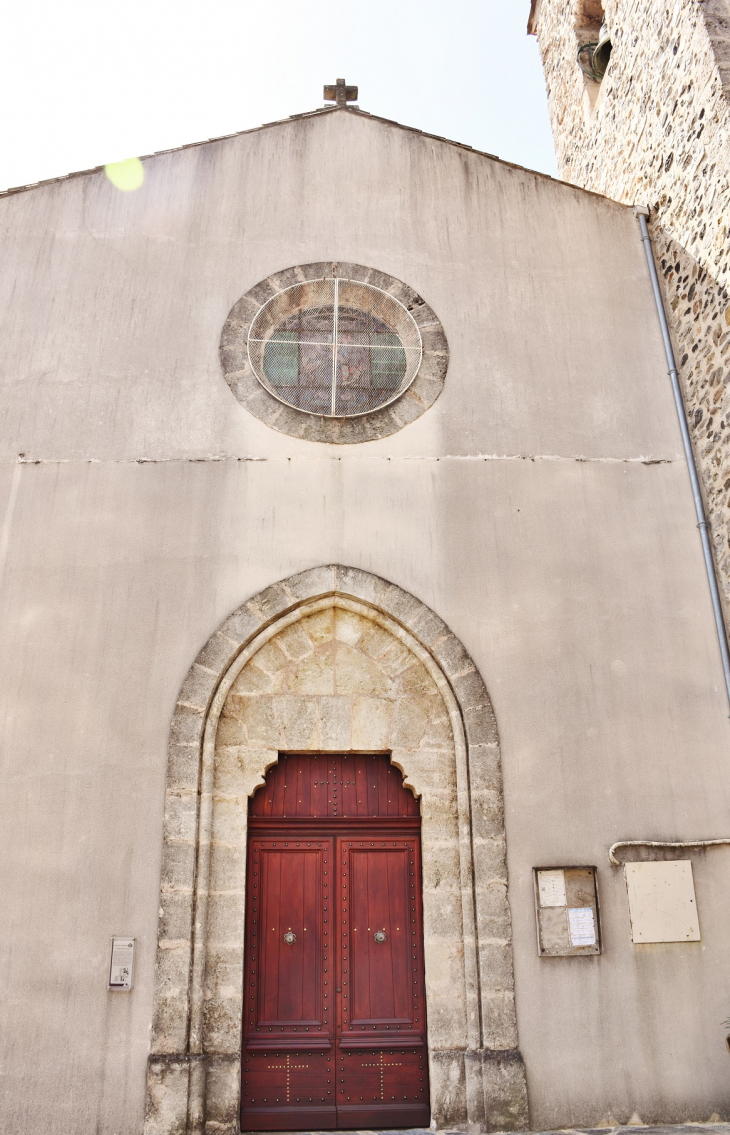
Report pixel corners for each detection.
[144,567,529,1135]
[242,753,430,1131]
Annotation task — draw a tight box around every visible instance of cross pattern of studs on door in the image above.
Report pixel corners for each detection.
[266,1054,310,1102]
[361,1051,402,1100]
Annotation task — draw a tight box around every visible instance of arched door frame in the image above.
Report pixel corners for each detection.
[143,566,528,1135]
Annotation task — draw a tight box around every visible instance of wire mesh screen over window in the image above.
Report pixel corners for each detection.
[247,279,423,417]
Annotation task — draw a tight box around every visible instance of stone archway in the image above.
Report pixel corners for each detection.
[144,566,528,1135]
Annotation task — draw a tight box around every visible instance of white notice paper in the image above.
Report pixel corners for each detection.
[537,869,567,908]
[567,907,596,947]
[109,937,135,990]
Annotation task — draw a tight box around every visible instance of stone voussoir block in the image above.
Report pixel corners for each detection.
[169,704,205,747]
[247,581,296,622]
[178,664,219,712]
[377,581,428,626]
[451,667,490,710]
[268,264,307,291]
[406,602,449,649]
[160,839,197,893]
[463,702,499,746]
[163,791,199,844]
[472,836,508,886]
[274,622,315,664]
[420,322,449,352]
[390,389,428,426]
[210,796,249,846]
[468,743,503,792]
[481,990,519,1050]
[478,940,516,992]
[432,630,475,678]
[219,345,246,372]
[195,631,241,675]
[410,371,445,409]
[166,743,201,793]
[334,564,385,604]
[470,788,506,836]
[218,604,265,648]
[281,563,337,603]
[205,890,246,945]
[229,294,261,323]
[298,261,335,280]
[208,841,247,892]
[158,889,195,942]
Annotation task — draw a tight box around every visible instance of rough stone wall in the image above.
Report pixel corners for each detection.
[652,224,730,608]
[531,0,730,620]
[703,0,730,92]
[532,0,730,284]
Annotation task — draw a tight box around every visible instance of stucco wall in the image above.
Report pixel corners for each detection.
[1,108,729,1133]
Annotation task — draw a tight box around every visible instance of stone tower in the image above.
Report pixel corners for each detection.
[529,0,730,622]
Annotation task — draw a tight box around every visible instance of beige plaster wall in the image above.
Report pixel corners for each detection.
[0,108,729,1133]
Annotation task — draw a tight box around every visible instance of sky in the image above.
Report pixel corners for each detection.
[0,0,557,193]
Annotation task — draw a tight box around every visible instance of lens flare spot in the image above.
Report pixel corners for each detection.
[104,158,144,192]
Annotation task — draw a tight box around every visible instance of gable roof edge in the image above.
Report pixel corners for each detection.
[0,104,623,211]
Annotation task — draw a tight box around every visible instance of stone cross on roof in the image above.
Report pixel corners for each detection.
[323,78,358,107]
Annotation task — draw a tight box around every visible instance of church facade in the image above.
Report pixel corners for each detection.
[1,92,729,1135]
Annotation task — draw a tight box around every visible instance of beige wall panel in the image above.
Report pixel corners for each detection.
[625,861,701,943]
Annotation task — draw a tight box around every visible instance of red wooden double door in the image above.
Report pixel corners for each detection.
[242,753,430,1130]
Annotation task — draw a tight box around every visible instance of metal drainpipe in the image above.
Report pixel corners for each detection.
[635,206,730,710]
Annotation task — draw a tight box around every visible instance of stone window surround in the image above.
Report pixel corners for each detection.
[143,566,528,1135]
[219,264,449,444]
[575,0,611,118]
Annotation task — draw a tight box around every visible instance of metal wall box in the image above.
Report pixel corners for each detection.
[108,937,135,990]
[534,866,601,955]
[624,860,701,943]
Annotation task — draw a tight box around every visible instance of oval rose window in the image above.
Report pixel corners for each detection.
[247,277,423,418]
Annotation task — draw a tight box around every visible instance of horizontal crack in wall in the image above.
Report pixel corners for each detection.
[6,453,677,466]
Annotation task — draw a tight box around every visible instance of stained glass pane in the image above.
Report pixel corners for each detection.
[369,333,407,389]
[296,343,334,415]
[248,278,421,417]
[263,332,298,386]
